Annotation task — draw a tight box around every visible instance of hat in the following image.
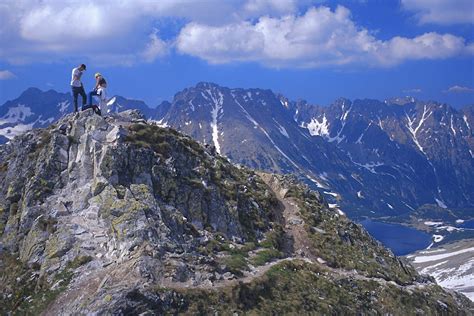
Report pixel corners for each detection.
[95,72,102,78]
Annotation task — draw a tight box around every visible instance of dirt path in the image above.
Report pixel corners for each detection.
[259,173,317,261]
[162,174,320,290]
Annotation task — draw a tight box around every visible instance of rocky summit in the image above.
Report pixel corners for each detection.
[0,110,472,314]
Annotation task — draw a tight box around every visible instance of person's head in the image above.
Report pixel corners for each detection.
[95,72,102,79]
[79,64,86,71]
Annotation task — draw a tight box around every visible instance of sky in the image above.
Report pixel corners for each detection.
[0,0,473,108]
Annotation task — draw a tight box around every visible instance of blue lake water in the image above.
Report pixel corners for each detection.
[359,219,432,256]
[459,219,474,229]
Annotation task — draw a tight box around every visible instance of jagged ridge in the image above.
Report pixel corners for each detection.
[0,109,472,314]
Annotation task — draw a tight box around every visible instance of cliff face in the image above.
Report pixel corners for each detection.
[0,110,472,314]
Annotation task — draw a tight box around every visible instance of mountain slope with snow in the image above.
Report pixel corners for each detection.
[406,239,474,302]
[2,85,473,221]
[155,83,474,219]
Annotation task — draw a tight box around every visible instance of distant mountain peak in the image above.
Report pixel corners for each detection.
[385,96,417,106]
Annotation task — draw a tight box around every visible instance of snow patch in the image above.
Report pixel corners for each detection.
[433,234,444,243]
[0,122,36,139]
[424,221,443,227]
[463,115,471,130]
[155,118,168,128]
[413,247,474,263]
[435,198,447,209]
[273,120,289,138]
[0,104,34,125]
[306,175,328,189]
[209,90,224,155]
[355,123,372,144]
[106,97,116,106]
[324,191,338,198]
[306,115,329,137]
[450,115,456,136]
[405,105,432,154]
[57,101,70,113]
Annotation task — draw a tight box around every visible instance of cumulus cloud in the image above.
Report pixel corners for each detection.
[0,1,472,68]
[444,85,474,93]
[176,6,473,68]
[401,0,474,25]
[141,30,169,63]
[0,70,16,80]
[243,0,298,15]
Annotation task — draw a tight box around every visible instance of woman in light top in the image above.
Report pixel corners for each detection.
[95,81,108,115]
[88,73,107,107]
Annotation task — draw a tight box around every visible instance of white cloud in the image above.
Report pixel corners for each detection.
[404,88,422,93]
[177,6,474,68]
[141,30,169,62]
[401,0,474,25]
[379,33,469,64]
[0,1,472,68]
[444,85,474,93]
[243,0,298,15]
[0,70,16,80]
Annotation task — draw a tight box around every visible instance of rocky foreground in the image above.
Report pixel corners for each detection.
[0,110,473,314]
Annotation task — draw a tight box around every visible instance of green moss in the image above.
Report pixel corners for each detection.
[258,225,285,250]
[282,180,416,284]
[1,254,91,315]
[250,249,283,266]
[153,260,468,315]
[219,253,248,276]
[124,124,172,158]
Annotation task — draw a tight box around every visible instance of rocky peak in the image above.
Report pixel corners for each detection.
[1,109,472,314]
[385,96,417,106]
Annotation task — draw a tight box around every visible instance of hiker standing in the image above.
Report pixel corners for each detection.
[70,64,87,112]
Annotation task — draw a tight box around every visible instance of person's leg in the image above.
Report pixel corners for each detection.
[79,86,87,106]
[82,104,92,111]
[88,90,99,106]
[72,87,79,112]
[93,105,102,116]
[88,91,94,106]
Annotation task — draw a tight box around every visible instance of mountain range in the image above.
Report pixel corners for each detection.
[1,110,472,313]
[1,84,473,222]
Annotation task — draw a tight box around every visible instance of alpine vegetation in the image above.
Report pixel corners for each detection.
[0,109,472,314]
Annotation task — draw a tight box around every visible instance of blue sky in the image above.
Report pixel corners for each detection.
[0,0,473,108]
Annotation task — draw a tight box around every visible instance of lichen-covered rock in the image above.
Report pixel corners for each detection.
[0,110,472,315]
